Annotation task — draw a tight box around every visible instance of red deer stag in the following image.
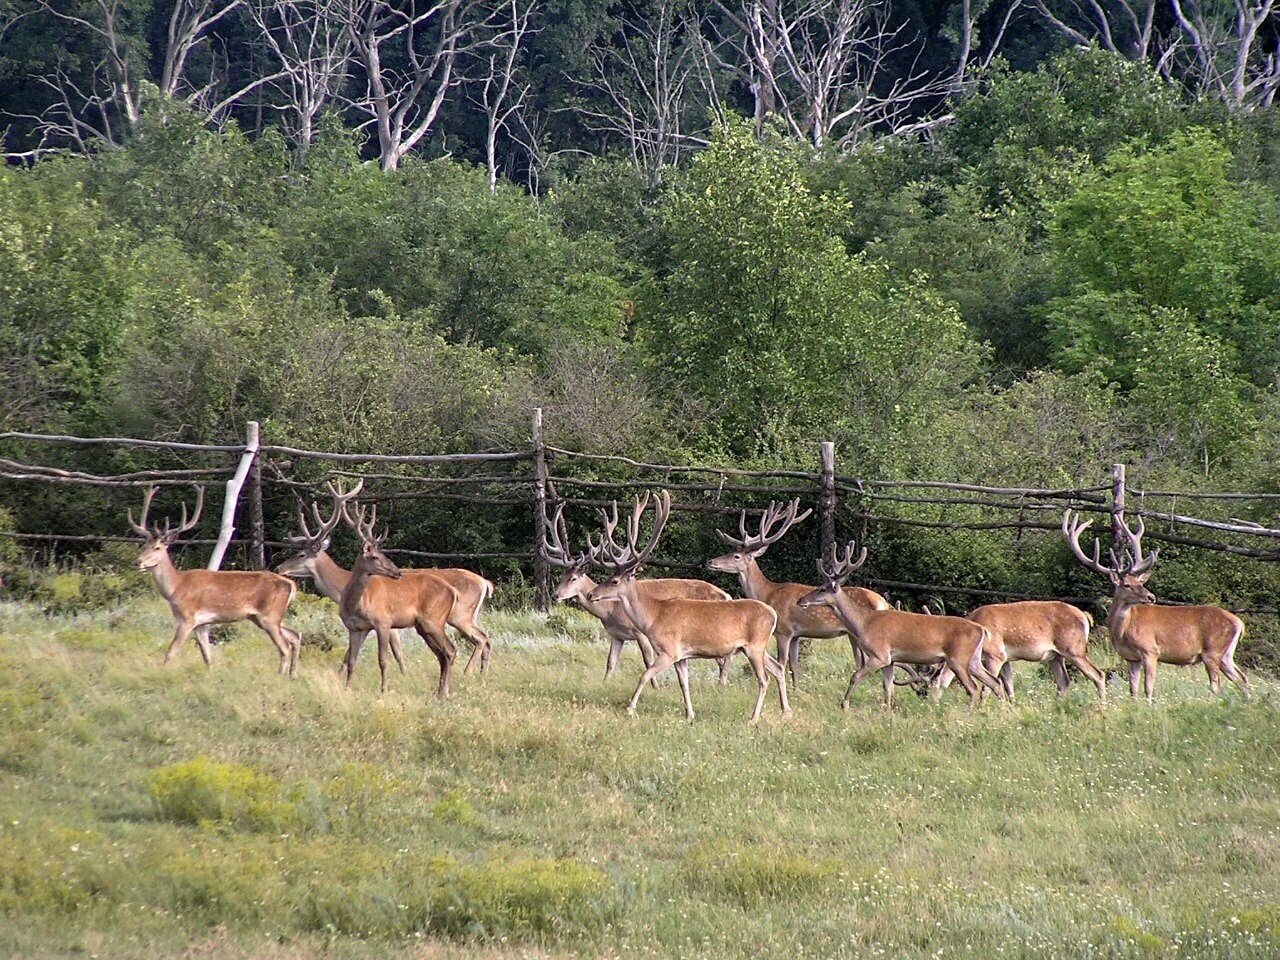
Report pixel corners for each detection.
[130,486,301,676]
[797,541,1006,707]
[1063,509,1249,702]
[275,481,493,673]
[544,501,733,683]
[586,492,792,723]
[328,490,460,697]
[708,500,890,687]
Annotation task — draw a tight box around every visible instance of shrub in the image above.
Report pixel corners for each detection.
[146,756,321,834]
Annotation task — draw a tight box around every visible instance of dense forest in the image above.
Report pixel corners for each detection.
[3,1,1280,612]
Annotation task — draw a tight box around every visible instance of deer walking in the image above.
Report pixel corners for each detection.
[130,486,301,676]
[797,541,1007,707]
[586,492,792,723]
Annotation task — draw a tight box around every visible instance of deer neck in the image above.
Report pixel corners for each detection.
[310,551,352,603]
[146,551,185,603]
[570,575,618,622]
[737,559,776,603]
[827,590,872,638]
[341,563,378,615]
[613,581,653,637]
[1107,589,1143,639]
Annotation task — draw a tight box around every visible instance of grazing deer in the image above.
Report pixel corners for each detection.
[275,482,494,673]
[544,501,733,683]
[1063,509,1249,702]
[586,492,792,723]
[797,541,1007,707]
[708,500,890,687]
[130,486,301,676]
[323,487,460,697]
[932,601,1107,703]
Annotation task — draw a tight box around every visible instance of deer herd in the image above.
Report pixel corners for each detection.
[128,482,1252,721]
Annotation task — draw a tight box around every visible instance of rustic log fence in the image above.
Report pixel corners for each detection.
[4,411,1280,616]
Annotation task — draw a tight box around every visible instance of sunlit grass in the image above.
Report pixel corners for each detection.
[1,593,1279,958]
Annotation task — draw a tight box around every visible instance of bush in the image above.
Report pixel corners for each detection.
[146,756,322,834]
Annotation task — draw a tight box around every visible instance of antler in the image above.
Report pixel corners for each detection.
[1063,508,1158,578]
[816,539,868,588]
[716,499,813,555]
[129,485,204,542]
[290,479,363,547]
[128,485,159,537]
[543,500,594,570]
[593,490,671,576]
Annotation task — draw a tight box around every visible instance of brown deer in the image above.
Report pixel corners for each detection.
[708,499,890,687]
[586,491,792,723]
[543,501,733,683]
[328,490,460,697]
[1063,509,1249,702]
[275,482,493,673]
[797,541,1007,707]
[932,601,1107,703]
[130,486,301,676]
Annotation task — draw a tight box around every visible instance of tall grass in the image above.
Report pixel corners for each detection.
[1,592,1278,958]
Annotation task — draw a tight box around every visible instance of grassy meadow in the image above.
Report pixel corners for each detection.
[1,589,1279,959]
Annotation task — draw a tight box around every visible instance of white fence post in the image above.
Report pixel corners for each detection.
[207,421,260,571]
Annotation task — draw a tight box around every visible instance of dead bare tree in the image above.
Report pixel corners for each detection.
[469,0,539,191]
[346,0,494,171]
[573,0,707,186]
[709,0,957,149]
[1168,0,1280,108]
[246,0,355,153]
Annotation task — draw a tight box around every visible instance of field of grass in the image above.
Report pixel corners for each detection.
[1,590,1279,959]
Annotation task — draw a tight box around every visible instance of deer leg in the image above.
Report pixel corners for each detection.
[971,660,1008,702]
[374,627,393,692]
[840,656,888,710]
[343,629,369,687]
[627,651,675,715]
[387,630,407,676]
[1141,653,1158,703]
[164,619,197,665]
[454,614,491,675]
[1127,660,1141,699]
[777,634,793,686]
[673,659,694,721]
[716,656,732,685]
[882,663,895,707]
[997,660,1014,702]
[1203,656,1223,696]
[193,626,214,666]
[787,636,802,687]
[743,648,772,724]
[281,625,303,677]
[415,622,456,699]
[1064,652,1105,703]
[1048,654,1070,693]
[1220,657,1251,697]
[249,614,293,676]
[947,658,981,705]
[604,635,624,679]
[764,654,792,718]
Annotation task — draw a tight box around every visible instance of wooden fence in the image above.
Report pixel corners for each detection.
[4,411,1280,613]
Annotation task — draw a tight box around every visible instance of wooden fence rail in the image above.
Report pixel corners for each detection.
[4,410,1280,612]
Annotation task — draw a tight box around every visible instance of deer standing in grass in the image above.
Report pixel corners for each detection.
[275,481,494,673]
[292,483,459,697]
[130,485,301,676]
[1063,509,1249,702]
[543,501,733,683]
[708,500,890,687]
[932,601,1107,703]
[586,491,792,723]
[797,541,1007,707]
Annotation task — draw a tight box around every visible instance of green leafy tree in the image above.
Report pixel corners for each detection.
[641,120,984,460]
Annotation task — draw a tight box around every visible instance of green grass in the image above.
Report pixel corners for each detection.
[1,593,1279,958]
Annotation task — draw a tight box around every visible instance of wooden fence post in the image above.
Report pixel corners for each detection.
[1110,463,1126,561]
[819,441,837,563]
[532,407,550,611]
[249,429,266,570]
[208,420,260,571]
